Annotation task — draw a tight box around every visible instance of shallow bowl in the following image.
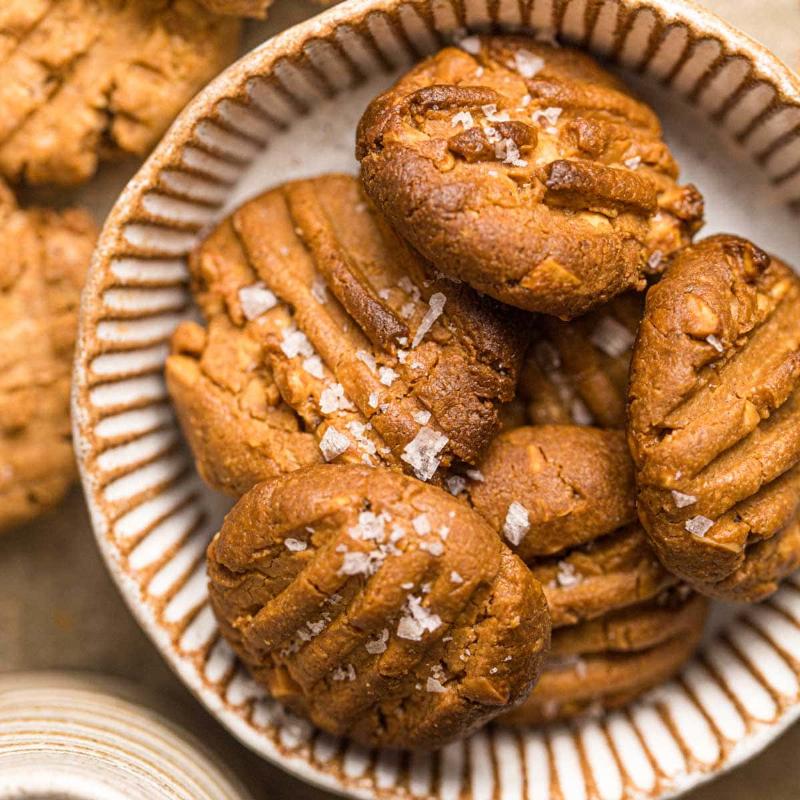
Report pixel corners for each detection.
[73,1,800,798]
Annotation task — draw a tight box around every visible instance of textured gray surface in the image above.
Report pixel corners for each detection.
[1,2,799,798]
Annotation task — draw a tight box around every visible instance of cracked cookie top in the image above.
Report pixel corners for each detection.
[170,173,527,494]
[207,464,551,748]
[356,36,703,319]
[629,235,800,601]
[0,0,240,185]
[0,181,96,532]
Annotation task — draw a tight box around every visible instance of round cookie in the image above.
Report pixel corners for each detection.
[629,235,800,601]
[0,181,97,532]
[501,589,707,725]
[0,0,240,185]
[356,35,703,319]
[207,464,551,749]
[169,173,527,494]
[519,291,643,428]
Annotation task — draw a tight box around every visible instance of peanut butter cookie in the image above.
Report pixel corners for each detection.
[169,173,527,494]
[468,425,674,624]
[166,314,321,497]
[629,236,800,601]
[0,181,96,532]
[357,36,702,319]
[0,0,240,185]
[207,464,551,748]
[502,588,707,725]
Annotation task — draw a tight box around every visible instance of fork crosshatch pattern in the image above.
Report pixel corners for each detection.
[73,1,800,799]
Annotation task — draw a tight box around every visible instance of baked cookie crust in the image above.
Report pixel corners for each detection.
[0,182,96,532]
[207,464,551,748]
[357,36,703,319]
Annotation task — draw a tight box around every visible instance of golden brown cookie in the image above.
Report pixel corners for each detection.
[0,181,96,532]
[501,589,707,725]
[169,173,527,494]
[166,314,321,497]
[0,0,240,185]
[519,292,643,428]
[207,464,551,749]
[629,235,800,601]
[357,36,703,319]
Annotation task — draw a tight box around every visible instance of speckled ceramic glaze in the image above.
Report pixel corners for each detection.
[73,1,800,798]
[0,672,251,800]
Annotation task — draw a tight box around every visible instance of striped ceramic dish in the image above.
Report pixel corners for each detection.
[0,672,251,800]
[73,1,800,798]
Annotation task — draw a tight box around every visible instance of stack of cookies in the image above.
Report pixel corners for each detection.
[166,34,800,748]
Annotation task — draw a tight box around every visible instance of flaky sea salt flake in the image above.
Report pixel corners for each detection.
[411,292,447,348]
[458,35,481,54]
[365,629,389,655]
[401,426,449,481]
[319,427,350,461]
[503,501,530,546]
[280,326,314,359]
[452,111,475,129]
[320,382,354,414]
[672,490,698,509]
[284,538,307,552]
[239,282,277,321]
[514,50,545,78]
[397,595,442,641]
[686,515,714,537]
[590,316,635,358]
[302,355,324,379]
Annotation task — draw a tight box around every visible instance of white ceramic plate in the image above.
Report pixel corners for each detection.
[73,1,800,798]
